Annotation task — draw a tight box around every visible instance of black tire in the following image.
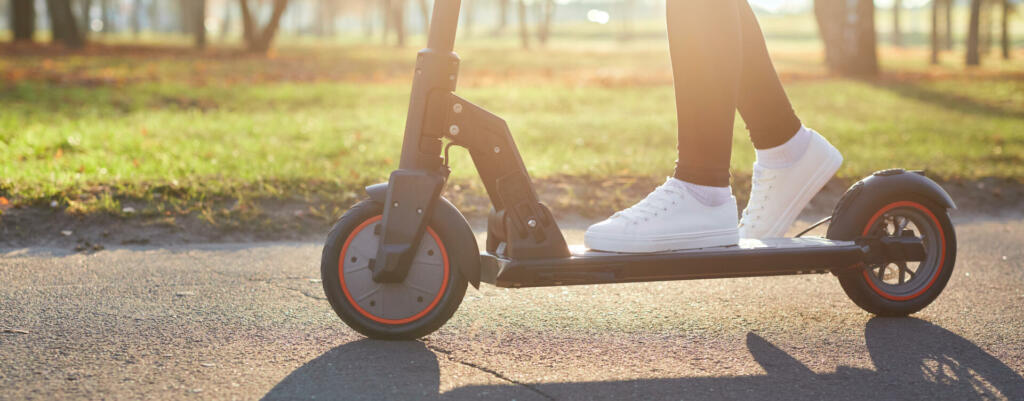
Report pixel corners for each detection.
[827,195,956,316]
[320,200,469,340]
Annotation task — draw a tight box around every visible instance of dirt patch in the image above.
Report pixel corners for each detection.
[1,175,1021,250]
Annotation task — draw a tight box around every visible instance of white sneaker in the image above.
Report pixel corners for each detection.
[739,129,843,239]
[584,178,739,253]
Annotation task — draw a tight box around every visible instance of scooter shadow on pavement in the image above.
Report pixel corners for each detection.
[261,317,1024,401]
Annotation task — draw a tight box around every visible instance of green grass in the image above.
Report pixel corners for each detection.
[1,13,1023,217]
[2,76,1020,203]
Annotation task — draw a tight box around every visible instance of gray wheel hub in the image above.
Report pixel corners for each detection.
[340,219,447,322]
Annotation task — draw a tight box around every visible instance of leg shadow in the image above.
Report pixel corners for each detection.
[265,318,1023,400]
[261,339,441,401]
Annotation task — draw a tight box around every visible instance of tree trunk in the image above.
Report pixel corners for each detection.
[981,0,992,55]
[494,0,508,36]
[536,0,554,45]
[194,0,207,49]
[148,0,159,32]
[132,0,142,36]
[516,0,528,49]
[814,0,843,68]
[11,0,36,42]
[100,0,110,33]
[892,0,902,46]
[239,0,290,53]
[362,0,374,37]
[80,0,92,38]
[854,0,878,74]
[317,0,337,36]
[967,0,982,65]
[1001,0,1011,59]
[391,0,405,46]
[931,0,940,64]
[240,0,254,44]
[418,0,429,33]
[944,0,953,49]
[813,0,878,76]
[220,0,232,40]
[381,0,391,44]
[46,0,84,48]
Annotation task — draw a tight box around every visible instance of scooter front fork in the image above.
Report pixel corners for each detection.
[370,91,571,283]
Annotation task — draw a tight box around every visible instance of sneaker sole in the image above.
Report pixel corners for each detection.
[585,228,739,253]
[761,145,844,238]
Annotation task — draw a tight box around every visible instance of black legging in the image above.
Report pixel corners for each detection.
[668,0,802,187]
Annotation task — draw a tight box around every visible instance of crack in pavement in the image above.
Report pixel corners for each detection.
[423,342,556,400]
[260,280,327,301]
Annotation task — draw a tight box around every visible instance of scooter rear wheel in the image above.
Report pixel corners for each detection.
[321,200,468,340]
[828,196,956,316]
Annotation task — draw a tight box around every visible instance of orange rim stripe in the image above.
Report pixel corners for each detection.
[337,215,451,325]
[860,201,946,301]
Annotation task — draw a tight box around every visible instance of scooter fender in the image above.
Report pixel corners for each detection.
[828,169,955,242]
[366,183,482,288]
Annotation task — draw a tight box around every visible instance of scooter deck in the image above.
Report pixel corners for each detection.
[480,237,867,288]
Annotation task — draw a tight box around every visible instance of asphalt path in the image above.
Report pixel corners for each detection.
[1,215,1023,400]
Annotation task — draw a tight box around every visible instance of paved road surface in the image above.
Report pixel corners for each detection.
[2,216,1023,400]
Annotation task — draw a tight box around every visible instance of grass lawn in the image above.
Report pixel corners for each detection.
[1,14,1023,221]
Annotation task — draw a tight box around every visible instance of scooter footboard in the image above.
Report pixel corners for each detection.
[481,237,917,288]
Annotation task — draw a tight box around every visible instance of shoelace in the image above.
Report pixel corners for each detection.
[613,180,686,223]
[739,167,778,229]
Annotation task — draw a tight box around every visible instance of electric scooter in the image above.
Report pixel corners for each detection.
[320,0,957,340]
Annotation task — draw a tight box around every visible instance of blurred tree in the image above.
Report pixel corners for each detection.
[79,0,92,38]
[892,0,903,46]
[131,0,142,36]
[536,0,554,45]
[315,0,338,36]
[10,0,36,42]
[967,0,982,65]
[931,0,940,64]
[379,0,406,46]
[381,0,391,42]
[493,0,508,36]
[46,0,84,48]
[239,0,290,53]
[147,0,157,32]
[516,0,528,48]
[390,0,406,46]
[981,0,993,54]
[362,0,374,37]
[814,0,878,75]
[1001,0,1013,59]
[419,0,429,34]
[193,0,207,49]
[944,0,953,49]
[221,0,233,40]
[100,0,110,33]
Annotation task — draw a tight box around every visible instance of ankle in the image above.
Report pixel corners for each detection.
[668,178,732,207]
[755,126,813,169]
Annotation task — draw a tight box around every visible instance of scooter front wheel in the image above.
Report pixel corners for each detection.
[828,196,956,316]
[320,200,469,340]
